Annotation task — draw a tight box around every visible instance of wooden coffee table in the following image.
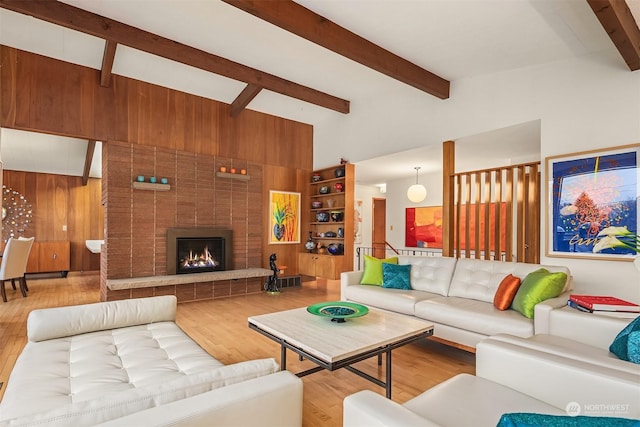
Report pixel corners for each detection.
[248,305,434,398]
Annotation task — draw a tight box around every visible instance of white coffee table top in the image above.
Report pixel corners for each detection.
[249,305,433,363]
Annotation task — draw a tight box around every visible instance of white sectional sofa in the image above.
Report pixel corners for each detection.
[344,308,640,426]
[0,296,303,427]
[341,256,572,349]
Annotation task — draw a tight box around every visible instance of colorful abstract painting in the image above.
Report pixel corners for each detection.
[547,145,639,259]
[269,191,300,244]
[406,206,443,248]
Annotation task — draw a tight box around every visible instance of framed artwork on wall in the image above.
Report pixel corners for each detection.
[545,144,639,260]
[405,206,443,248]
[269,190,300,244]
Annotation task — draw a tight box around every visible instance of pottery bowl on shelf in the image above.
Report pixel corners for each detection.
[330,211,344,222]
[316,212,330,222]
[334,183,344,192]
[319,186,330,194]
[334,168,345,178]
[327,243,344,255]
[312,173,322,182]
[311,201,323,209]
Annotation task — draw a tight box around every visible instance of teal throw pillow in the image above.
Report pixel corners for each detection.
[609,316,640,364]
[360,255,398,286]
[498,412,640,427]
[511,268,567,319]
[382,263,412,290]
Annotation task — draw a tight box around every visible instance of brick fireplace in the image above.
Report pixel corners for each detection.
[101,141,265,302]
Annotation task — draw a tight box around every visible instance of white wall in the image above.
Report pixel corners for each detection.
[319,50,640,301]
[353,184,384,269]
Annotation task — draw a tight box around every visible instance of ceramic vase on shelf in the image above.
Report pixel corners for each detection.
[305,232,316,253]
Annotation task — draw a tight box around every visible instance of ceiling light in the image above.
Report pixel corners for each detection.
[407,167,427,203]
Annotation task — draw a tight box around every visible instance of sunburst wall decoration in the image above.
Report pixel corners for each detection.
[2,185,33,243]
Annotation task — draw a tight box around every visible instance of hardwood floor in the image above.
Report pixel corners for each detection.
[0,273,475,426]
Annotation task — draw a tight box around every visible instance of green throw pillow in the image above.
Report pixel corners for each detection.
[511,268,567,319]
[382,263,412,290]
[610,316,640,364]
[360,255,398,286]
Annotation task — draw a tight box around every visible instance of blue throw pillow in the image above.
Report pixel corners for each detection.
[609,316,640,364]
[382,263,411,290]
[498,413,640,427]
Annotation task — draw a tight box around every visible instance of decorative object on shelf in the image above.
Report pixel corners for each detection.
[340,158,349,164]
[316,211,330,222]
[312,173,322,182]
[269,191,300,244]
[305,232,316,252]
[330,211,344,222]
[230,168,237,174]
[337,227,344,238]
[317,244,327,254]
[327,243,344,255]
[324,231,337,238]
[326,199,335,208]
[307,301,368,323]
[240,169,247,175]
[334,167,345,178]
[264,253,280,295]
[311,200,323,209]
[160,178,169,184]
[334,182,344,192]
[1,185,33,242]
[546,144,638,260]
[319,186,330,194]
[149,176,157,183]
[219,166,227,173]
[136,175,145,182]
[407,166,427,203]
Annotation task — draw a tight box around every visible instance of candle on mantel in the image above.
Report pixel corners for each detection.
[219,166,227,173]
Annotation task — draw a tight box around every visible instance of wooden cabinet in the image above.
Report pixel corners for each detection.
[298,252,339,279]
[301,163,354,280]
[26,241,70,276]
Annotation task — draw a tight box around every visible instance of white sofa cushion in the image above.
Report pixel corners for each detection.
[403,373,564,426]
[0,321,224,421]
[448,259,570,303]
[27,295,177,342]
[398,256,457,295]
[488,333,640,375]
[344,285,438,315]
[0,358,279,427]
[414,296,534,338]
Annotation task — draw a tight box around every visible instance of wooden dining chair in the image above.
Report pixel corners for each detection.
[0,237,35,302]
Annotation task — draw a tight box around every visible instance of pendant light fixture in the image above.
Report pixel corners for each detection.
[407,166,427,203]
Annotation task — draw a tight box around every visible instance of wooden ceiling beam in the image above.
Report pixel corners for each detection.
[222,0,450,99]
[82,139,96,186]
[230,84,263,117]
[0,0,350,114]
[100,40,117,87]
[587,0,640,71]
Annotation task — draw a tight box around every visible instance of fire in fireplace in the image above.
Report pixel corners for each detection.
[177,237,224,274]
[167,228,233,275]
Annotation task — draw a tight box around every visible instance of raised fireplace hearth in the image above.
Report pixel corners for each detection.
[167,228,233,275]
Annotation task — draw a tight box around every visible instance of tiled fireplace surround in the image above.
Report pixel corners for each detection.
[100,141,265,302]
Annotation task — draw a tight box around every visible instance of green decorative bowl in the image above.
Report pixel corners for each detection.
[307,301,369,323]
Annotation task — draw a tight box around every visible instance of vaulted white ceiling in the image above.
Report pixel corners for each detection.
[0,0,638,184]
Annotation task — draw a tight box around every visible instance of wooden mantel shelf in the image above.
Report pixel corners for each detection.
[132,181,171,191]
[216,172,250,181]
[107,268,272,290]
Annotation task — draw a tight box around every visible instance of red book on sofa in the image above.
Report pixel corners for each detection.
[569,295,640,312]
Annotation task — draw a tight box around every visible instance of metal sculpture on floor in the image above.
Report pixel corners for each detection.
[264,253,280,295]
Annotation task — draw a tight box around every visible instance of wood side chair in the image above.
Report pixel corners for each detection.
[0,237,35,302]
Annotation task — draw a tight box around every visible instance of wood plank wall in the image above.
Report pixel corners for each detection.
[0,46,313,285]
[2,170,103,272]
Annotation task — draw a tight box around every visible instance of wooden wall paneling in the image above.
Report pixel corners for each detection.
[68,177,104,272]
[516,166,525,262]
[154,148,178,276]
[454,175,461,258]
[504,168,514,262]
[494,170,502,260]
[441,141,455,257]
[246,162,264,269]
[0,47,18,126]
[472,173,479,259]
[483,172,491,260]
